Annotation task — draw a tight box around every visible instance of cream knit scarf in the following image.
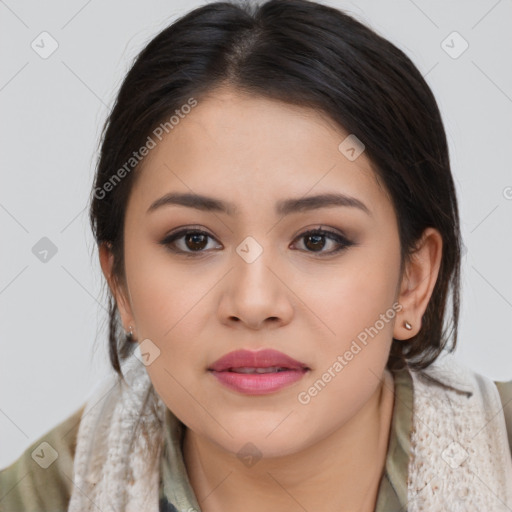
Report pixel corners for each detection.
[68,352,512,511]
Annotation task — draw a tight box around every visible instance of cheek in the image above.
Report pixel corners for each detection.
[124,241,211,338]
[299,247,400,407]
[304,249,400,346]
[123,244,218,406]
[296,268,398,425]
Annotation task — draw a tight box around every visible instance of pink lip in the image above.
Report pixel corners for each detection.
[209,349,308,372]
[208,349,309,395]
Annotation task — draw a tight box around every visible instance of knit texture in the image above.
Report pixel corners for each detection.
[407,355,512,511]
[67,351,512,511]
[67,352,167,512]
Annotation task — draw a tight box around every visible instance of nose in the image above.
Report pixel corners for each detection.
[217,246,294,330]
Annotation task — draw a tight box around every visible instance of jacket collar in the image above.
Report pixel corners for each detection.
[410,354,475,396]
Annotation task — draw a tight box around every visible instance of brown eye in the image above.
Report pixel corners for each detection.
[293,228,354,256]
[160,229,221,255]
[304,233,326,252]
[160,227,354,257]
[184,232,208,251]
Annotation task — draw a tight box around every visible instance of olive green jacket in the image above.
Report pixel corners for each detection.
[1,367,511,512]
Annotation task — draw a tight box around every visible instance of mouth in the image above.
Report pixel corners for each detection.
[208,367,309,395]
[208,348,309,373]
[208,349,310,395]
[220,366,297,374]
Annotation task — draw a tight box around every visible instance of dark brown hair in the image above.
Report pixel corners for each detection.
[88,0,462,379]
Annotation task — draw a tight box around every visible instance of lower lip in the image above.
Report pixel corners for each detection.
[209,369,308,395]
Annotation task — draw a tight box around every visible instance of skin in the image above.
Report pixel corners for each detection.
[100,86,443,512]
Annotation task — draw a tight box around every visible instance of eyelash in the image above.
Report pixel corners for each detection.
[159,226,355,257]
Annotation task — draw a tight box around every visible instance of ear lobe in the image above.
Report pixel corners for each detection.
[393,228,443,340]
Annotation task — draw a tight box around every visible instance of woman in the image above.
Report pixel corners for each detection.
[1,0,511,511]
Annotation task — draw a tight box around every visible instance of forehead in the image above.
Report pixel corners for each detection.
[130,88,389,218]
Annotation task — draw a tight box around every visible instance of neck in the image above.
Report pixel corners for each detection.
[183,369,395,512]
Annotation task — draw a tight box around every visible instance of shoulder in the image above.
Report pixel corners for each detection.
[494,379,512,458]
[0,403,85,512]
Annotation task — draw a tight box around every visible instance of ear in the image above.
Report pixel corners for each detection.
[394,227,443,340]
[98,242,137,339]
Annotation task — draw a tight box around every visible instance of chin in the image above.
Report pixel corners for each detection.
[207,422,311,460]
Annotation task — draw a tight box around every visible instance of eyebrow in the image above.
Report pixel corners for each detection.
[146,192,372,217]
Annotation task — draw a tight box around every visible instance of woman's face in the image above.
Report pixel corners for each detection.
[109,87,407,457]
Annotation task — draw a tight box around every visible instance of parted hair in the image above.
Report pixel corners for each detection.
[88,0,462,379]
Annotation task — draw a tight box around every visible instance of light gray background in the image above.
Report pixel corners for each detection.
[1,0,511,468]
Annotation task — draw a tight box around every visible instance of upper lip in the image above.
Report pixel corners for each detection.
[208,349,309,372]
